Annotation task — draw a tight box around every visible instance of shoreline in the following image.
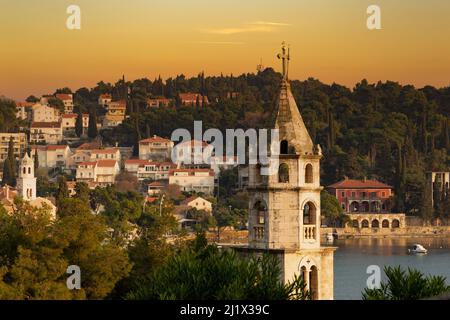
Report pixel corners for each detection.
[322,226,450,239]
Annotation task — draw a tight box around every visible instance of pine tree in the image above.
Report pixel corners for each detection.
[88,107,98,139]
[75,108,83,137]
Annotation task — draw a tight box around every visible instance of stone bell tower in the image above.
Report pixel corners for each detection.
[16,152,37,201]
[246,43,335,300]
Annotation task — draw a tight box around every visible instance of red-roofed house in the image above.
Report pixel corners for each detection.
[76,160,120,186]
[147,181,167,196]
[327,178,393,213]
[32,145,71,168]
[181,196,212,213]
[173,139,212,167]
[55,93,74,113]
[16,102,34,120]
[179,93,209,106]
[61,113,89,136]
[30,122,63,144]
[96,160,120,184]
[147,98,173,108]
[90,148,121,162]
[124,159,176,181]
[32,103,60,122]
[103,100,126,127]
[139,135,174,160]
[98,94,112,107]
[168,168,215,194]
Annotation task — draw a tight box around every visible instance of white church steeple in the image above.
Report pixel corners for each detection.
[17,152,36,201]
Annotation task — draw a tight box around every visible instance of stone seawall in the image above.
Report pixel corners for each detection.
[321,226,450,239]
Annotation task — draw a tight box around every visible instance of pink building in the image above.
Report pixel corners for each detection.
[327,178,393,213]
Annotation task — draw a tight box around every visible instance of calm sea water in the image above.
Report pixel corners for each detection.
[326,237,450,300]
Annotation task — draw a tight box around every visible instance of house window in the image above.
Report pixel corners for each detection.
[341,191,345,197]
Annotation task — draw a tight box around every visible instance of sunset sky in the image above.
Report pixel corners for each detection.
[1,0,450,100]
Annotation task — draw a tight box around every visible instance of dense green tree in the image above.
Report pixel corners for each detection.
[362,266,450,300]
[0,98,20,132]
[25,95,39,103]
[321,190,347,226]
[126,242,311,300]
[74,182,90,203]
[0,198,131,300]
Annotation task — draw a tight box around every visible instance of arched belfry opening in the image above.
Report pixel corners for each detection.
[310,266,319,300]
[280,140,289,155]
[253,200,267,241]
[303,202,316,225]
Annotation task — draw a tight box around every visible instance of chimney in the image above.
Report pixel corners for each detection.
[363,176,367,182]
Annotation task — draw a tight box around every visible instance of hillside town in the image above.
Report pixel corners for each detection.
[1,83,448,236]
[0,56,449,302]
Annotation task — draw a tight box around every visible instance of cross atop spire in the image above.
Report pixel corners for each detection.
[277,41,290,80]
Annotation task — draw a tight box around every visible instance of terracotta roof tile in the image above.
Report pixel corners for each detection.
[327,179,392,189]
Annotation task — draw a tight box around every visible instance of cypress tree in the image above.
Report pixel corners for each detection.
[56,176,69,205]
[432,180,442,218]
[2,159,12,186]
[75,108,83,137]
[34,148,39,172]
[420,179,433,224]
[442,119,449,150]
[443,184,450,220]
[88,107,98,139]
[327,108,335,150]
[2,136,17,186]
[133,116,141,157]
[395,144,405,213]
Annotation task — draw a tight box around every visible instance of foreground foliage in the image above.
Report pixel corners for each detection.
[126,235,311,300]
[362,266,450,300]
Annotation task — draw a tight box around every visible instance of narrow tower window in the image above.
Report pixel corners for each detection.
[305,164,313,183]
[278,163,289,183]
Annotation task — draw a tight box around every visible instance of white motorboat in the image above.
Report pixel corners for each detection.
[408,244,428,254]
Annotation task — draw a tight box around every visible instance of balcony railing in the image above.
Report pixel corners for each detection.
[303,225,316,241]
